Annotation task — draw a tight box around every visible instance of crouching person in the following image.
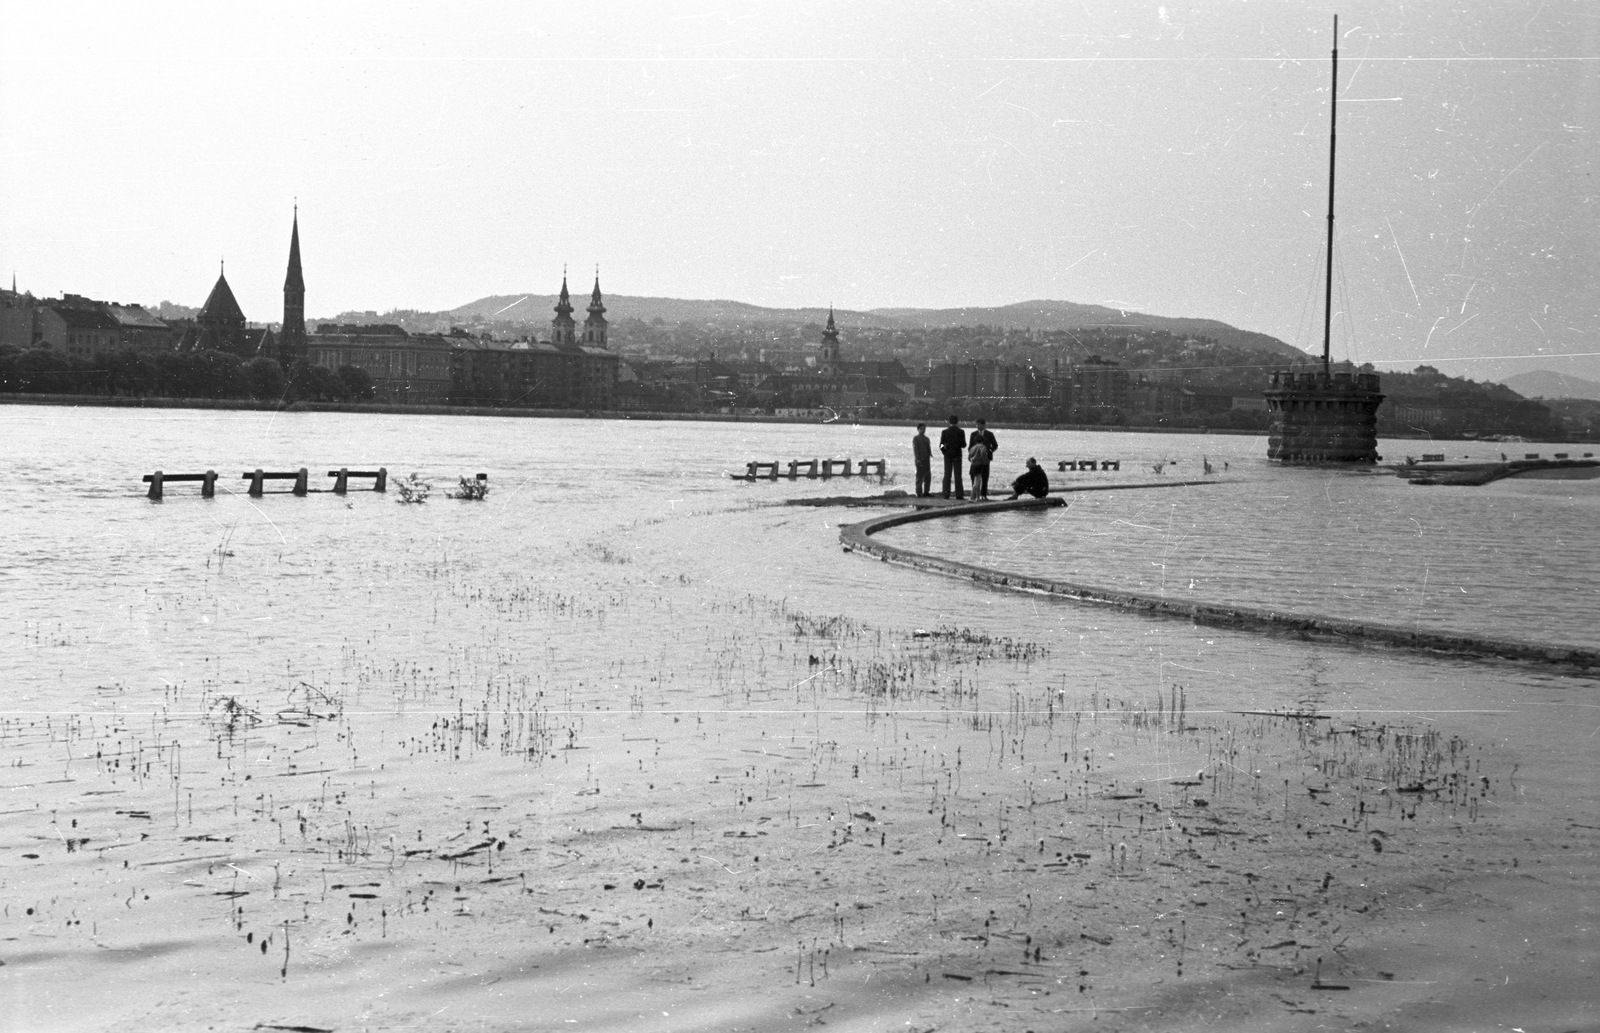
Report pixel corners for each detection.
[1006,457,1050,499]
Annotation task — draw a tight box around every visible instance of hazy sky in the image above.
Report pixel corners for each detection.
[2,1,1595,381]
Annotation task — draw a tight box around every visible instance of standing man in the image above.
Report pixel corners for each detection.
[939,414,966,499]
[911,423,933,498]
[968,418,999,500]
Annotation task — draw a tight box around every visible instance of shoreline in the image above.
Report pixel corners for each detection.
[0,392,1476,439]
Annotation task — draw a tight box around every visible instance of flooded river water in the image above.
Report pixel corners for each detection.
[1,406,1595,1032]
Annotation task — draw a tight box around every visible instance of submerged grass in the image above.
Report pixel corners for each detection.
[0,509,1583,1033]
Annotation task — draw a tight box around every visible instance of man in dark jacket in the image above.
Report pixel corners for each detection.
[1006,457,1050,499]
[911,423,933,497]
[939,415,966,499]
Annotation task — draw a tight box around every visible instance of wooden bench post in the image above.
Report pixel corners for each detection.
[293,468,308,496]
[375,468,387,492]
[332,468,349,494]
[147,470,163,500]
[247,469,265,496]
[201,471,216,498]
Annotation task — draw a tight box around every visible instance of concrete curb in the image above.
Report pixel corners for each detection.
[839,499,1599,673]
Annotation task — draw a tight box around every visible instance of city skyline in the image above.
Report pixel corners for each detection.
[2,1,1594,383]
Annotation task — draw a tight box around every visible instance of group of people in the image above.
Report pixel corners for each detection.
[910,416,1049,501]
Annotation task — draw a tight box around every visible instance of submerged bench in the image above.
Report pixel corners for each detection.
[243,469,309,496]
[733,457,887,482]
[143,471,218,500]
[1057,459,1120,472]
[145,465,392,498]
[328,468,388,493]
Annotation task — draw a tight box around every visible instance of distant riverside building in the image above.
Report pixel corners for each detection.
[1389,403,1444,427]
[449,274,618,409]
[1065,356,1129,413]
[36,306,122,359]
[1,287,174,356]
[307,324,455,403]
[0,286,34,349]
[752,310,914,412]
[105,303,175,352]
[928,358,1051,404]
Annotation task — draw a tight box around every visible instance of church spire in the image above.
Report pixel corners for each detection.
[583,267,608,349]
[284,206,304,293]
[551,268,577,346]
[280,206,308,365]
[818,306,842,375]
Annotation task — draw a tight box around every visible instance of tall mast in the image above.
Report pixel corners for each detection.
[1322,15,1338,379]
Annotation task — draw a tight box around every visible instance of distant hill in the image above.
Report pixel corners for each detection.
[446,294,904,330]
[871,300,1307,360]
[1501,370,1600,401]
[443,293,1304,358]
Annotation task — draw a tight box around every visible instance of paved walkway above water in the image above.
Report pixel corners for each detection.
[787,478,1214,509]
[834,489,1600,673]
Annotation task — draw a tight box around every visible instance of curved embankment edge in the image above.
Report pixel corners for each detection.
[838,497,1599,672]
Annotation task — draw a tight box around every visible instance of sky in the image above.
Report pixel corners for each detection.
[2,1,1595,382]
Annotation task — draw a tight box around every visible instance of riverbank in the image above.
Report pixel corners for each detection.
[6,391,1576,443]
[0,391,1264,436]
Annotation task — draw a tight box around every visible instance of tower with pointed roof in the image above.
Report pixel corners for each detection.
[280,208,308,366]
[817,308,842,375]
[195,262,249,355]
[582,273,608,349]
[550,272,577,347]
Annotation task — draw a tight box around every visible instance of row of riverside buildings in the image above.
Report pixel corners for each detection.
[3,211,1248,418]
[1,212,619,409]
[637,336,1249,420]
